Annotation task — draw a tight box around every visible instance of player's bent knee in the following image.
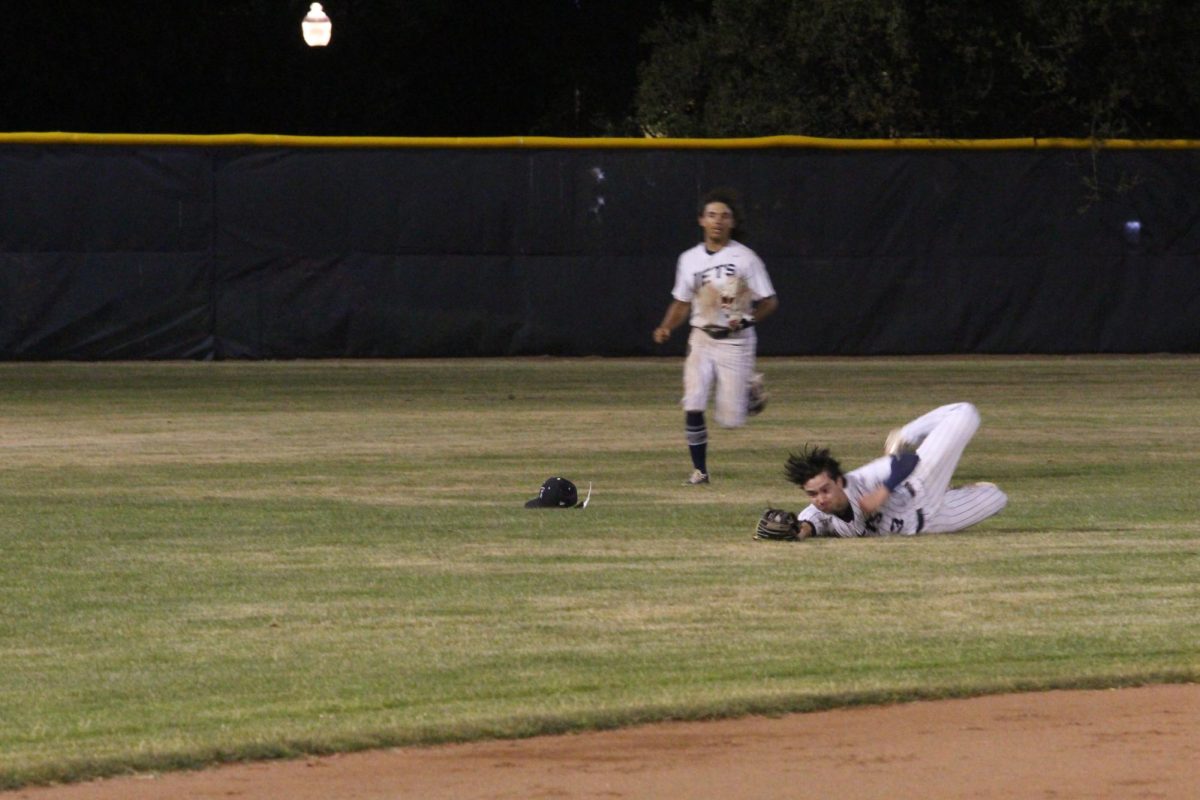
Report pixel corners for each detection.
[945,402,981,437]
[949,401,980,422]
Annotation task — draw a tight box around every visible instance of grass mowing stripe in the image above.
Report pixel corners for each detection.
[0,357,1197,788]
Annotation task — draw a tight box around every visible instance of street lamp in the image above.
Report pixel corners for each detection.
[302,3,332,47]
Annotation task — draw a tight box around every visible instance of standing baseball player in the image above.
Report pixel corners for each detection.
[652,189,778,485]
[783,402,1007,537]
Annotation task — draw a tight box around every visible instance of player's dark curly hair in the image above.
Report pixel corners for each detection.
[698,187,742,222]
[784,445,844,486]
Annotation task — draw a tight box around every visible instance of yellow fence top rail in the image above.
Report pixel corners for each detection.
[3,132,1200,150]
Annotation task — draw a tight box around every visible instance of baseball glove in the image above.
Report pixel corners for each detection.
[695,275,754,338]
[755,508,800,541]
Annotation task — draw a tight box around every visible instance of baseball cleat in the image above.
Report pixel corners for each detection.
[685,469,710,485]
[884,428,919,456]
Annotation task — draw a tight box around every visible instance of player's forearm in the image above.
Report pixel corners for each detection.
[858,485,891,516]
[653,301,691,342]
[859,454,919,516]
[752,295,779,324]
[796,505,829,537]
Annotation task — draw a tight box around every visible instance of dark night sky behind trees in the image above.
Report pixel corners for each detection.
[1,0,1198,139]
[1,0,701,137]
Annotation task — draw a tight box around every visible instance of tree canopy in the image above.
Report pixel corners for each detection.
[1,1,1196,138]
[634,0,1200,138]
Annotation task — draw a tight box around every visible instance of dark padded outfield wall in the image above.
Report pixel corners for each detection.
[1,135,1197,359]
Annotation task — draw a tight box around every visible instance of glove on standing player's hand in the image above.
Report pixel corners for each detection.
[696,275,754,338]
[754,508,800,541]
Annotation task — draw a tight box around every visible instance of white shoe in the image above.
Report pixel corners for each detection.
[685,469,710,485]
[884,428,919,456]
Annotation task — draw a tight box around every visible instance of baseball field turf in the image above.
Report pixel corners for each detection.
[0,356,1196,789]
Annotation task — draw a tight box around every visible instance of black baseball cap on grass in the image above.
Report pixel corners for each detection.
[525,477,584,508]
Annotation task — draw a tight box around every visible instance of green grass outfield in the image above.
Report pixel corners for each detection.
[0,356,1196,788]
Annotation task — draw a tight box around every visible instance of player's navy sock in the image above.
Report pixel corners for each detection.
[686,411,707,474]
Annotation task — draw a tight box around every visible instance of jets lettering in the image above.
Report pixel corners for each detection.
[696,263,737,289]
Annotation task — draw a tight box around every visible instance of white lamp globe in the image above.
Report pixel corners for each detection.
[302,3,332,47]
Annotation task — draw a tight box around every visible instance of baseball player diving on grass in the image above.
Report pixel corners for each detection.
[756,403,1008,540]
[652,188,778,485]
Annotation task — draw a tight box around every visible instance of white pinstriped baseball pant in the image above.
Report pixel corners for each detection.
[682,327,756,428]
[897,402,1007,534]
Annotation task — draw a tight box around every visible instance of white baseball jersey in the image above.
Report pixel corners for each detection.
[798,457,918,537]
[798,403,1008,536]
[673,240,775,428]
[671,240,775,329]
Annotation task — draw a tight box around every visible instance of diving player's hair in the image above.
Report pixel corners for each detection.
[784,445,844,486]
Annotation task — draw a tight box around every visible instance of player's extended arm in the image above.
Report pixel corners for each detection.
[858,453,920,516]
[653,300,692,343]
[796,505,833,538]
